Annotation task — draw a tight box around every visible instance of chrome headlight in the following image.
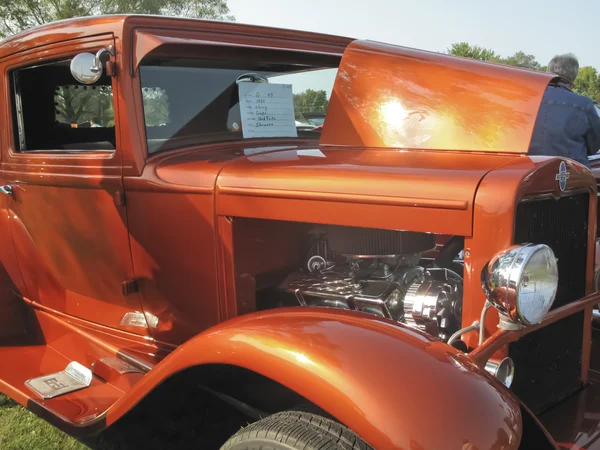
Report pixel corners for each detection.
[481,244,558,325]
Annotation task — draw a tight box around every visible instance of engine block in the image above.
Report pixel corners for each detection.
[279,259,462,342]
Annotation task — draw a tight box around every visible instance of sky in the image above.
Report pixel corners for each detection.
[227,0,600,70]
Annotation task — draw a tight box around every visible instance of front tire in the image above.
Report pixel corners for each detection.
[220,411,372,450]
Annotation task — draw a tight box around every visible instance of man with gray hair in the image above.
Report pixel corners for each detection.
[529,53,600,168]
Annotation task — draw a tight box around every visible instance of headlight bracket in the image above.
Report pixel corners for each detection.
[498,314,524,331]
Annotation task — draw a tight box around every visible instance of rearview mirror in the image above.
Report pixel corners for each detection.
[70,53,101,85]
[70,46,115,85]
[236,73,269,84]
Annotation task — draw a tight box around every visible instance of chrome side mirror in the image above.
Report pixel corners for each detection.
[70,46,114,85]
[481,244,558,327]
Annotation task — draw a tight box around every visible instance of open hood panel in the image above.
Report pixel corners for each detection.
[321,40,555,153]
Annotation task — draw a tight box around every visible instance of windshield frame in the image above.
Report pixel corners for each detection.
[136,48,340,156]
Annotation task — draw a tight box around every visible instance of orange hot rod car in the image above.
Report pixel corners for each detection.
[0,14,599,450]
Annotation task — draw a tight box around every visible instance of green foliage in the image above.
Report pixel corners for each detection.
[447,42,499,61]
[293,89,328,121]
[55,85,114,126]
[447,44,542,70]
[501,51,541,70]
[0,0,234,38]
[142,87,170,126]
[55,84,170,127]
[0,0,234,127]
[574,66,600,103]
[448,42,600,103]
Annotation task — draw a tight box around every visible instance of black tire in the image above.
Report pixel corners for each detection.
[220,410,373,450]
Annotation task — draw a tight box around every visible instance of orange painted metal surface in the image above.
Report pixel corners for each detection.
[132,28,350,72]
[0,14,595,449]
[0,35,149,335]
[123,17,350,176]
[103,308,524,450]
[0,302,158,429]
[124,147,225,343]
[216,145,518,236]
[127,143,526,343]
[0,183,27,340]
[469,291,600,368]
[462,157,597,350]
[322,40,555,152]
[0,17,124,60]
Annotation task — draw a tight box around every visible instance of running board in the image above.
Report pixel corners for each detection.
[25,361,92,399]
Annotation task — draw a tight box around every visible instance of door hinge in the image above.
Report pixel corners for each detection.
[114,191,126,206]
[105,60,117,77]
[122,280,139,296]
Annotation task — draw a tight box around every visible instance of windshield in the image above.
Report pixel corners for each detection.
[139,57,338,154]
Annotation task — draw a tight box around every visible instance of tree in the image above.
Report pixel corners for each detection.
[2,0,234,127]
[293,89,329,121]
[142,87,170,126]
[55,84,171,127]
[447,42,499,62]
[0,0,234,38]
[501,51,541,70]
[574,66,600,104]
[447,43,547,71]
[55,85,115,126]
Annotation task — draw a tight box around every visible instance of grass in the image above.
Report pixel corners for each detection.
[0,389,250,450]
[0,394,88,450]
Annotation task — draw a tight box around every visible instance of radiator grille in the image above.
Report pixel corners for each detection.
[510,193,589,413]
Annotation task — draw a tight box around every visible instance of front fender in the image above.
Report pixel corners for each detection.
[107,308,522,449]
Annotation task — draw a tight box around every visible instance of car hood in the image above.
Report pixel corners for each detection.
[215,145,523,235]
[321,40,555,153]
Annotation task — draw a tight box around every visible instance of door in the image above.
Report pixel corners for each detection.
[0,37,149,335]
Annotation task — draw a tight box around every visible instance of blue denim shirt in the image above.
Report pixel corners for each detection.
[528,83,600,168]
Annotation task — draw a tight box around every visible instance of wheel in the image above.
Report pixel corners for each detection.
[220,410,373,450]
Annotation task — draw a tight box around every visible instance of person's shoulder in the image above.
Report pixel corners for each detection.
[542,84,597,112]
[545,84,572,98]
[564,88,594,105]
[553,86,596,110]
[570,89,593,102]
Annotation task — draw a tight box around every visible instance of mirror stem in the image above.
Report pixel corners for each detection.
[479,300,492,346]
[91,45,115,74]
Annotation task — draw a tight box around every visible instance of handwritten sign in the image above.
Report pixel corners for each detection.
[238,83,298,139]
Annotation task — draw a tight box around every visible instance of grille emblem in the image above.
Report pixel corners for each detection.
[555,161,570,192]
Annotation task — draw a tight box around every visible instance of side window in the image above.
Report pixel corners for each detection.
[141,87,169,127]
[10,58,116,152]
[55,85,115,127]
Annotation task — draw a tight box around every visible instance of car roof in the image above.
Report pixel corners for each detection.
[0,15,353,61]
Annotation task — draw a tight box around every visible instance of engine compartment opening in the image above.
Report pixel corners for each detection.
[231,218,464,343]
